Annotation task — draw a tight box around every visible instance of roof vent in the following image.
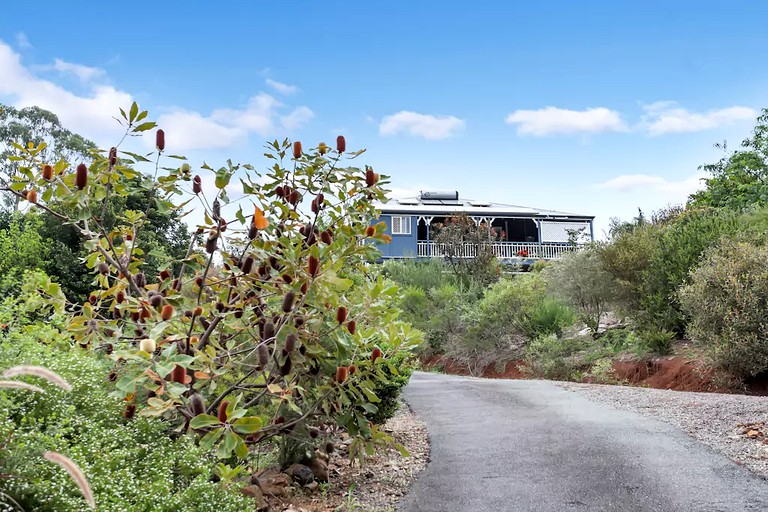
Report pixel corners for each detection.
[469,201,491,207]
[420,190,459,201]
[397,198,419,205]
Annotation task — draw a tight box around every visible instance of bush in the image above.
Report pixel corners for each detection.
[543,247,615,332]
[381,259,455,291]
[0,335,252,511]
[523,334,586,380]
[638,327,675,355]
[679,239,768,378]
[358,350,418,425]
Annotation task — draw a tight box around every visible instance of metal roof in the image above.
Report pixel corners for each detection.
[373,194,594,220]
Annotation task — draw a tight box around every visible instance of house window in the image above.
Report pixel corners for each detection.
[391,216,412,235]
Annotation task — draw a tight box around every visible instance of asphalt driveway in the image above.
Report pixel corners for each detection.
[399,372,768,511]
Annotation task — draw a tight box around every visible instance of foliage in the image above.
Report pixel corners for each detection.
[543,247,615,332]
[381,258,455,292]
[0,335,253,511]
[689,108,768,211]
[637,328,675,356]
[523,334,586,380]
[679,239,768,379]
[1,103,421,467]
[357,350,417,425]
[432,213,499,288]
[0,213,51,298]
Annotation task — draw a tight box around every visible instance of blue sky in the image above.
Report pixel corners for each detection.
[1,1,766,236]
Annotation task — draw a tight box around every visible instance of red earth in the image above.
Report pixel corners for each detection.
[421,355,768,395]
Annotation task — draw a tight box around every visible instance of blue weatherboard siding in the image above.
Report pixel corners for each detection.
[377,215,417,258]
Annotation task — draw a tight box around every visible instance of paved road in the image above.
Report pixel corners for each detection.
[399,372,768,512]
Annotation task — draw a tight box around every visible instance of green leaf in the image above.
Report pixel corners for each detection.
[232,416,263,434]
[132,122,157,133]
[234,434,249,459]
[199,427,224,450]
[129,102,139,123]
[189,414,221,429]
[217,431,239,459]
[215,170,231,190]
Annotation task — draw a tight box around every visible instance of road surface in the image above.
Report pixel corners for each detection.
[399,372,768,511]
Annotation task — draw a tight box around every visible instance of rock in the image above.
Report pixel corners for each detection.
[252,467,292,497]
[304,481,319,491]
[240,485,269,510]
[286,463,314,486]
[307,457,329,482]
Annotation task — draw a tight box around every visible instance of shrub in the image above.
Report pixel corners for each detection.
[638,327,675,355]
[358,350,418,425]
[0,335,252,511]
[381,259,454,291]
[679,239,768,378]
[523,334,586,380]
[543,247,615,332]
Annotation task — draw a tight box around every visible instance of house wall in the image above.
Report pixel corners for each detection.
[377,214,418,258]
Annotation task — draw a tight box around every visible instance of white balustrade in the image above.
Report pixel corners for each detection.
[415,241,580,260]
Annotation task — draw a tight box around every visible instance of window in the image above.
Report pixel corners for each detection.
[391,216,412,235]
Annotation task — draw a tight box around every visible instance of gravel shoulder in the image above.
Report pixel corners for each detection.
[558,382,768,478]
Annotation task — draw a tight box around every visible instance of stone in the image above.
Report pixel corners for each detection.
[307,457,329,482]
[304,481,319,491]
[286,463,314,486]
[240,485,268,510]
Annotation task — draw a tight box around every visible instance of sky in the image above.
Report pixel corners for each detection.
[1,1,766,237]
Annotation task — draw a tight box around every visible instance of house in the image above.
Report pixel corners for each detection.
[372,191,594,261]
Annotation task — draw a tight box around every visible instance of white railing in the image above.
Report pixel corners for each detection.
[416,241,580,260]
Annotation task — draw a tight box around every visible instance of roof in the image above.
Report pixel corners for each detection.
[373,192,594,220]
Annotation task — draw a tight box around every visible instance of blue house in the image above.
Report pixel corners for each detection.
[373,191,594,261]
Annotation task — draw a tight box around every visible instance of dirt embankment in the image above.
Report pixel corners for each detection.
[421,355,768,395]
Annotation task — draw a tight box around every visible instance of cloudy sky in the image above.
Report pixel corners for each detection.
[1,1,766,237]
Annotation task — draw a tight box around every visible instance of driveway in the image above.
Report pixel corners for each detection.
[399,372,768,511]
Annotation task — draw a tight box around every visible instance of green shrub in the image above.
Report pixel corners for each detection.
[0,335,252,511]
[638,327,675,355]
[523,334,587,380]
[521,297,576,339]
[358,350,418,425]
[381,259,455,291]
[679,239,768,378]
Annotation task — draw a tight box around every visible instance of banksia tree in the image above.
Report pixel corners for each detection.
[2,102,421,465]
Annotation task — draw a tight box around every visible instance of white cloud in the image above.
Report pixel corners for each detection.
[505,107,627,136]
[594,172,706,195]
[15,32,32,49]
[49,58,106,83]
[265,79,298,95]
[642,101,756,135]
[0,41,132,143]
[379,111,465,140]
[156,93,314,151]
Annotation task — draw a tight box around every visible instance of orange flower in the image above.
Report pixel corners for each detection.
[252,207,269,230]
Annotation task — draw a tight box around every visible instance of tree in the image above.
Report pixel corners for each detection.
[0,104,95,211]
[689,108,768,211]
[432,213,498,288]
[3,102,421,469]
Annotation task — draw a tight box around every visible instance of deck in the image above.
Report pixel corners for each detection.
[415,241,581,260]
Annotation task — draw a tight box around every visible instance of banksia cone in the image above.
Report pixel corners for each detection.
[371,347,383,363]
[149,293,162,307]
[294,316,304,327]
[318,142,328,155]
[193,306,203,316]
[42,164,53,181]
[311,198,319,213]
[217,400,230,422]
[365,168,376,187]
[75,163,88,190]
[241,255,254,274]
[336,135,346,153]
[205,235,217,254]
[140,305,151,320]
[135,273,146,288]
[365,226,375,237]
[159,269,171,281]
[285,333,297,353]
[282,274,293,284]
[293,141,302,159]
[263,322,275,341]
[325,442,335,454]
[156,129,165,151]
[258,343,270,367]
[171,364,186,383]
[248,224,258,239]
[124,403,137,419]
[195,276,204,287]
[190,393,206,416]
[161,304,174,321]
[193,175,202,194]
[335,366,348,383]
[282,291,295,313]
[139,338,156,353]
[269,256,279,270]
[116,290,125,303]
[308,255,319,277]
[20,189,28,199]
[27,189,37,204]
[309,428,319,439]
[336,306,348,324]
[300,282,309,294]
[347,320,356,335]
[348,364,357,375]
[280,356,292,376]
[109,147,117,166]
[212,199,221,220]
[289,190,300,205]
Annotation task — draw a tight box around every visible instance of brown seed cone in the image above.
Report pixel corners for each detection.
[156,129,165,151]
[282,274,293,284]
[289,190,300,205]
[335,366,348,383]
[116,290,125,303]
[217,400,230,423]
[195,276,203,287]
[336,135,346,153]
[308,255,319,277]
[42,164,53,181]
[365,168,376,187]
[189,393,206,416]
[172,278,182,291]
[135,273,146,288]
[294,316,304,327]
[193,306,203,316]
[336,306,348,324]
[282,291,295,313]
[248,224,258,239]
[258,343,270,367]
[109,147,117,166]
[140,306,151,320]
[269,256,279,270]
[311,198,318,214]
[325,442,335,454]
[285,333,297,353]
[347,320,356,335]
[170,364,186,383]
[320,230,332,245]
[159,269,171,281]
[263,322,275,341]
[240,255,254,274]
[371,347,383,363]
[205,236,217,254]
[193,175,202,194]
[365,226,375,237]
[161,304,174,321]
[293,141,302,159]
[88,293,97,304]
[27,189,37,204]
[348,365,357,375]
[300,281,309,294]
[149,294,162,307]
[280,356,292,376]
[123,403,137,419]
[75,163,88,190]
